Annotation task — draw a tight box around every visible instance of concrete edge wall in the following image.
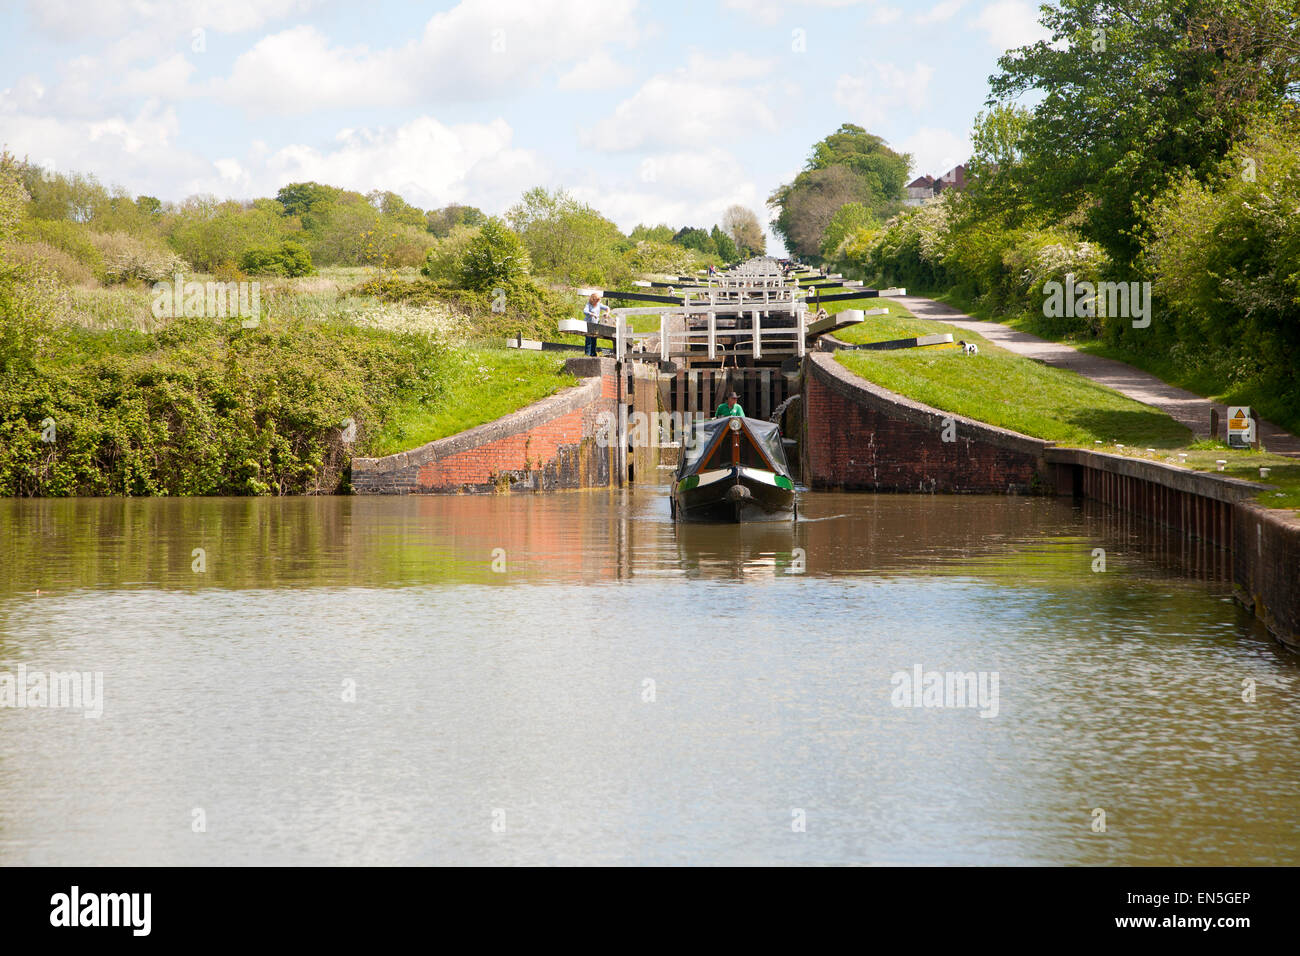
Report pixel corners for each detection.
[1233,504,1300,650]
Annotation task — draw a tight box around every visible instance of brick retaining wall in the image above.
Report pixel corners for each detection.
[350,357,618,494]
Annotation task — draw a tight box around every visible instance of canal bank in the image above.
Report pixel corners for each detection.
[803,350,1300,651]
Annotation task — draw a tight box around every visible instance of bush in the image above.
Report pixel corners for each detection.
[240,240,315,277]
[0,315,448,496]
[88,231,187,284]
[3,241,98,287]
[420,224,480,283]
[18,219,106,276]
[460,218,530,292]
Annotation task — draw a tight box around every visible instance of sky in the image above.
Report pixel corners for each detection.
[0,0,1050,252]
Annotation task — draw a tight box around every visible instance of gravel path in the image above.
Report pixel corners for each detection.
[898,295,1300,458]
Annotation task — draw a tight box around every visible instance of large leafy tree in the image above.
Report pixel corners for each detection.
[721,205,766,257]
[767,124,908,259]
[988,0,1300,270]
[506,186,626,284]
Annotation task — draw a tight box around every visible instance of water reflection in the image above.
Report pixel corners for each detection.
[0,488,1295,866]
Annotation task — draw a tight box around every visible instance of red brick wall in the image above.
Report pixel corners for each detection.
[352,360,618,494]
[803,352,1051,494]
[415,405,589,487]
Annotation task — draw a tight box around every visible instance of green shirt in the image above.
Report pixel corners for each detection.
[716,402,745,417]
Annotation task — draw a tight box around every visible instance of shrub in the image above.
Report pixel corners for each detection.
[420,224,480,283]
[240,240,314,277]
[460,218,530,292]
[88,231,187,284]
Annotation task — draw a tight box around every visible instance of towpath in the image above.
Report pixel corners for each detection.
[897,295,1300,458]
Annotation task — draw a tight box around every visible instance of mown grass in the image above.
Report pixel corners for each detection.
[926,286,1300,440]
[834,308,1192,448]
[368,348,576,456]
[831,301,1300,508]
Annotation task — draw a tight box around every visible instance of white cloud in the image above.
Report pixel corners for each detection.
[833,61,933,128]
[868,6,903,25]
[915,0,965,24]
[898,126,972,178]
[119,54,199,99]
[557,52,636,91]
[24,0,321,40]
[259,116,546,213]
[582,53,780,150]
[219,26,405,114]
[214,0,640,115]
[974,0,1052,51]
[722,0,876,27]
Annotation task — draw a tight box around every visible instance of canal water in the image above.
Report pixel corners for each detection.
[0,488,1296,866]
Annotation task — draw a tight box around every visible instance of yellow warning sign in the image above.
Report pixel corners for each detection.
[1227,406,1253,447]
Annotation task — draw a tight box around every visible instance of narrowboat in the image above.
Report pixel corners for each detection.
[671,416,797,521]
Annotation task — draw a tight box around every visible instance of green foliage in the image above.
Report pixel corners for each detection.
[0,315,447,496]
[710,225,738,262]
[768,125,909,259]
[630,224,675,243]
[987,0,1300,269]
[1141,117,1300,428]
[671,226,716,255]
[425,203,485,237]
[420,224,481,283]
[240,240,315,277]
[460,217,531,292]
[820,202,876,260]
[506,187,627,285]
[166,196,294,272]
[276,182,343,222]
[20,218,106,275]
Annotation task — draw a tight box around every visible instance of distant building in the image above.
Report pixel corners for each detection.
[905,175,935,206]
[904,164,969,205]
[935,164,968,193]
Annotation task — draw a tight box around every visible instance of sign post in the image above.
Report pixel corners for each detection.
[1226,406,1254,449]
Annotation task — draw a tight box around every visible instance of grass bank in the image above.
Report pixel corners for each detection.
[826,298,1299,509]
[923,286,1300,440]
[367,348,575,457]
[1,263,582,495]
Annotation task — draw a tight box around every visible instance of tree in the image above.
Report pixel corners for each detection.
[426,203,485,237]
[1143,116,1300,409]
[506,186,625,284]
[275,182,342,222]
[987,0,1300,269]
[630,223,675,243]
[721,205,766,257]
[671,226,716,255]
[420,224,481,283]
[710,225,738,262]
[460,218,530,291]
[767,126,908,259]
[367,190,426,228]
[819,202,876,260]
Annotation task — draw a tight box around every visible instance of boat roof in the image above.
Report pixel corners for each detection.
[678,416,791,478]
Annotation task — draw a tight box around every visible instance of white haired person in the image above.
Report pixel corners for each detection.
[583,292,611,357]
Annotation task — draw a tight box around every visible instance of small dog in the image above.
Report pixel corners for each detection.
[959,340,979,355]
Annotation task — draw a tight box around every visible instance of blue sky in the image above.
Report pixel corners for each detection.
[0,0,1050,251]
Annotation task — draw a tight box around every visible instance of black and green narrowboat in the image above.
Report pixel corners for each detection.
[671,416,797,522]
